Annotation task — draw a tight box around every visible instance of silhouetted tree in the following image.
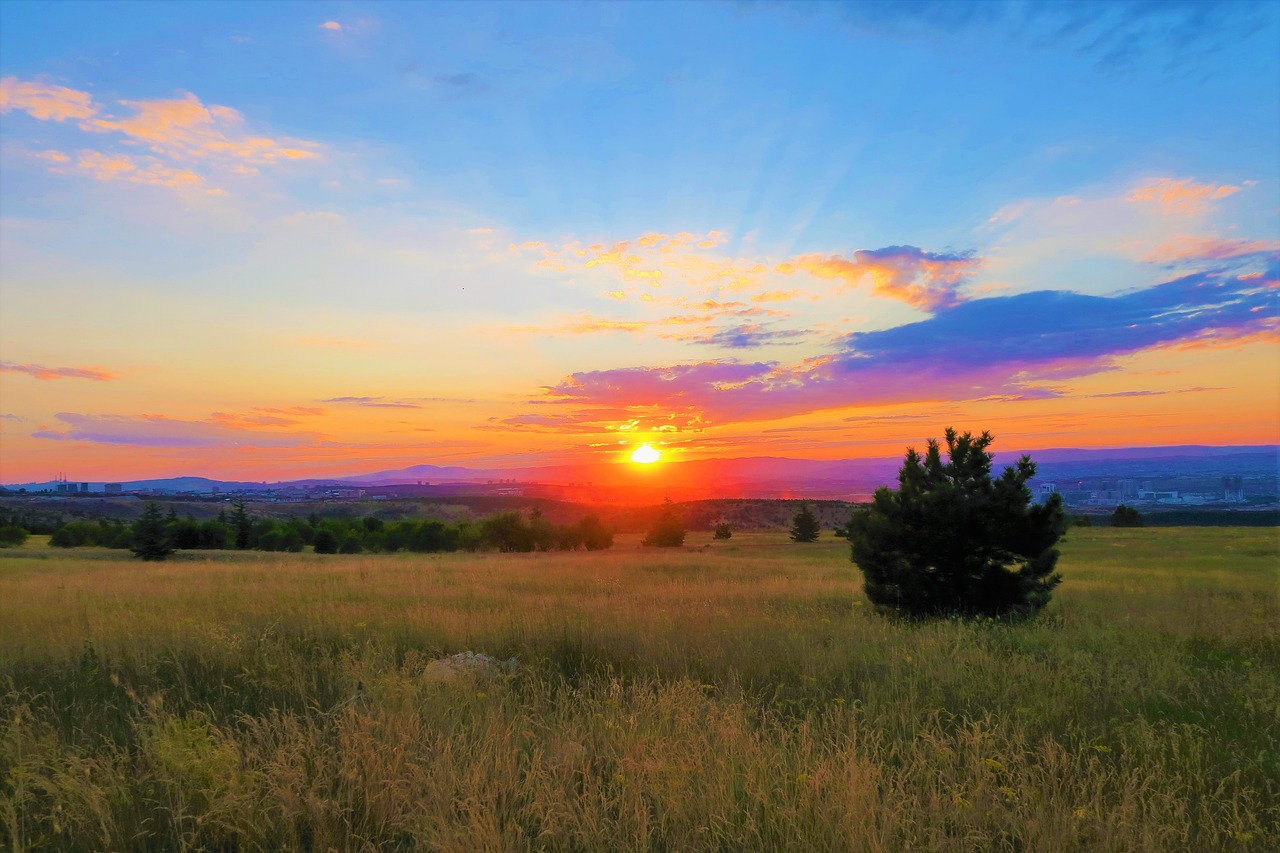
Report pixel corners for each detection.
[642,498,686,547]
[132,501,175,561]
[713,523,732,540]
[849,429,1064,619]
[1111,505,1143,527]
[789,505,821,542]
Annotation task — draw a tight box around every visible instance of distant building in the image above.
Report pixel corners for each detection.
[104,483,123,493]
[80,483,90,493]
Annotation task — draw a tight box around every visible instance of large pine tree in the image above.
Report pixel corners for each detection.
[789,505,821,542]
[131,501,175,561]
[849,429,1064,619]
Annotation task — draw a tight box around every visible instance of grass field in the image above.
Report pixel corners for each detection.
[1,528,1277,851]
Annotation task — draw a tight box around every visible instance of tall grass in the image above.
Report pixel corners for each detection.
[1,528,1276,850]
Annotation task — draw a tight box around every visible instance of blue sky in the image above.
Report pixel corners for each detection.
[1,0,1277,480]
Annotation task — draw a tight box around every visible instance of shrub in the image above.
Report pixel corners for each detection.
[849,429,1064,619]
[0,524,28,547]
[642,499,686,548]
[1111,505,1144,527]
[313,529,339,554]
[713,523,732,540]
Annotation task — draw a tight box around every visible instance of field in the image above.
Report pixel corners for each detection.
[1,528,1277,851]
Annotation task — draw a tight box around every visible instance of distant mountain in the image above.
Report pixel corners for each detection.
[6,445,1275,497]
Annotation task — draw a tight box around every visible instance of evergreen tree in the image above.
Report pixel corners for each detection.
[230,497,252,550]
[789,505,821,542]
[849,429,1064,619]
[131,501,175,561]
[642,498,686,547]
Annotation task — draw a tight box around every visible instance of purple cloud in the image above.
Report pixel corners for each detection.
[533,263,1277,430]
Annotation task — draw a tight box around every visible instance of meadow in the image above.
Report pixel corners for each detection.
[1,528,1276,851]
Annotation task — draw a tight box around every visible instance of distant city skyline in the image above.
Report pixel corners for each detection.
[2,1,1277,483]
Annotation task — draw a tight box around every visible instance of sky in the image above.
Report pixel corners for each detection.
[1,0,1277,484]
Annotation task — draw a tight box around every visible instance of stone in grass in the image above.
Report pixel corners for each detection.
[422,651,519,687]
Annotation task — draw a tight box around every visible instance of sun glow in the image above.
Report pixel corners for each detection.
[630,443,661,464]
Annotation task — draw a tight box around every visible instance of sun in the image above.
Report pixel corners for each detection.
[630,443,661,464]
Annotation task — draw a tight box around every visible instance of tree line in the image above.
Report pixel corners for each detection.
[14,499,614,559]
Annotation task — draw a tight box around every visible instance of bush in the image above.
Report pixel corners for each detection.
[849,429,1064,619]
[642,499,686,548]
[0,524,28,547]
[713,523,732,540]
[313,529,339,554]
[1111,505,1144,527]
[789,505,820,542]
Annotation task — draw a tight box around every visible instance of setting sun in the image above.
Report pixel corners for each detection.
[630,444,661,464]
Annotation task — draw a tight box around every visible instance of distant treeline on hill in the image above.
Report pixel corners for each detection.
[7,508,614,554]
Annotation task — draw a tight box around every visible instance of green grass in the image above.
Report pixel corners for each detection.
[1,528,1277,851]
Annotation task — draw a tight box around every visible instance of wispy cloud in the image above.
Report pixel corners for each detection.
[320,21,343,32]
[31,413,326,448]
[1,361,117,381]
[320,396,422,409]
[1144,236,1280,264]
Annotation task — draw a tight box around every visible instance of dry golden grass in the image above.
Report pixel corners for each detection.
[1,528,1277,851]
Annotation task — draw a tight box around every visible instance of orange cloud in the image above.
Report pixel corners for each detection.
[1125,177,1240,216]
[320,21,343,31]
[1,361,117,381]
[781,246,979,311]
[0,76,97,121]
[73,150,204,189]
[85,92,320,165]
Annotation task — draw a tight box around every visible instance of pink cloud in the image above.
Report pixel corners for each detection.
[1,361,117,381]
[1125,177,1241,216]
[320,21,343,31]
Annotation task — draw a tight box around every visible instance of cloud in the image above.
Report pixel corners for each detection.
[779,245,979,311]
[688,324,808,349]
[1125,177,1240,217]
[1084,387,1222,399]
[31,413,325,448]
[1,361,116,381]
[4,78,321,194]
[814,1,1274,75]
[0,77,96,121]
[71,150,205,189]
[0,414,24,422]
[1145,236,1280,264]
[83,91,319,165]
[320,396,422,409]
[532,264,1277,430]
[320,21,343,31]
